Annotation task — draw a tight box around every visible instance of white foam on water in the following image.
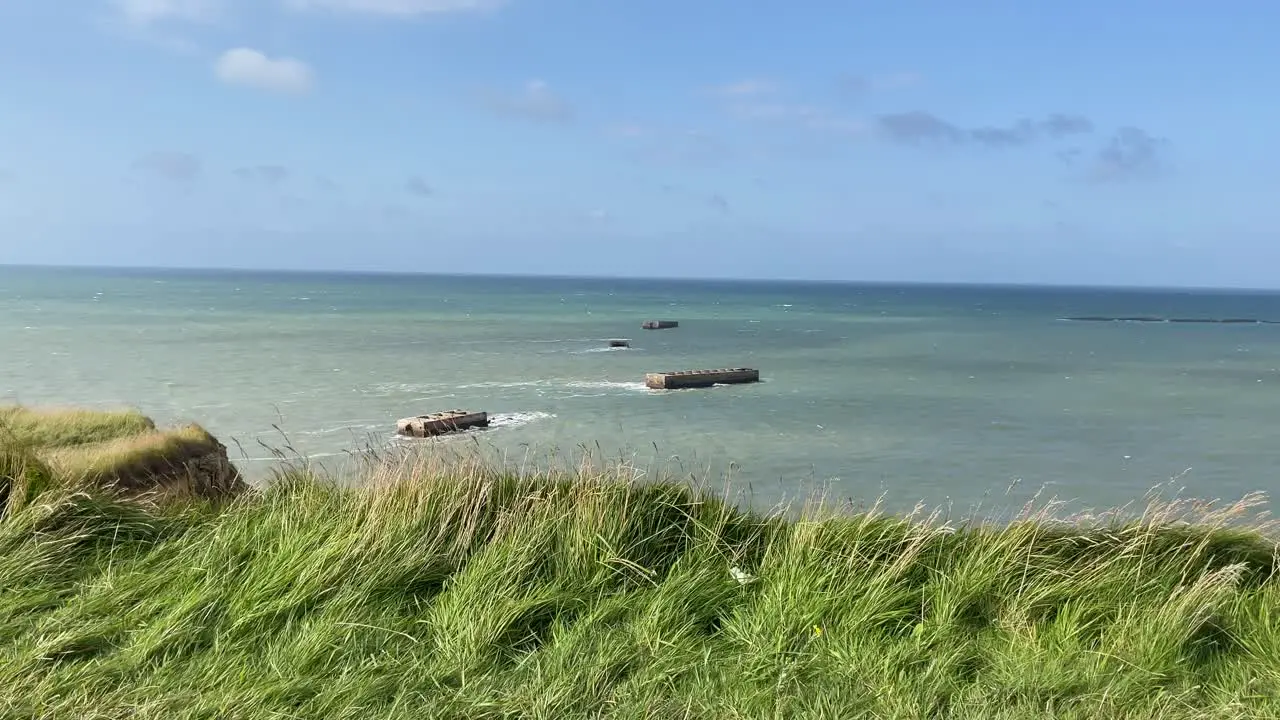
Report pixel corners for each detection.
[456,380,546,390]
[363,382,447,395]
[488,411,555,428]
[295,422,384,437]
[454,338,600,346]
[564,380,650,392]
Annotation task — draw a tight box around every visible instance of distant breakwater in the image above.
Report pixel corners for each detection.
[1060,316,1280,325]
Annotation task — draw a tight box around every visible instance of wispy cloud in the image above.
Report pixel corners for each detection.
[614,127,733,168]
[709,77,864,138]
[214,48,314,95]
[405,175,433,197]
[234,165,291,184]
[101,0,218,53]
[876,111,1094,147]
[112,0,222,25]
[710,78,778,98]
[1040,114,1095,137]
[479,79,572,123]
[382,203,411,219]
[726,101,865,136]
[314,175,341,192]
[604,123,647,138]
[282,0,503,16]
[1088,127,1171,183]
[133,151,202,181]
[838,71,921,97]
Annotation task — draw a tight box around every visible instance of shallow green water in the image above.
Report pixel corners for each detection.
[4,266,1280,512]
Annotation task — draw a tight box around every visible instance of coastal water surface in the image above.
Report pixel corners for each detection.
[3,266,1279,514]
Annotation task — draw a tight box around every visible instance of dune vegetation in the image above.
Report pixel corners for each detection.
[2,406,1279,719]
[0,405,157,449]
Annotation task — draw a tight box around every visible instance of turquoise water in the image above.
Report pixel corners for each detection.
[4,266,1280,513]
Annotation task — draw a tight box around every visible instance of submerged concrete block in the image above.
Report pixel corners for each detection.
[396,410,489,437]
[644,368,760,390]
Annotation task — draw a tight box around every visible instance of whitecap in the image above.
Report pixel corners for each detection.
[565,380,649,392]
[456,380,546,390]
[487,411,555,428]
[362,382,447,395]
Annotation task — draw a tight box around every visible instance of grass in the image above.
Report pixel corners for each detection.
[0,405,240,512]
[2,411,1280,718]
[0,405,156,449]
[41,424,224,487]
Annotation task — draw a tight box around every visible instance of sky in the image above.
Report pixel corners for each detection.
[1,1,1278,287]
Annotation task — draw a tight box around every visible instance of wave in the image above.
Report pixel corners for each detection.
[456,380,546,390]
[293,422,385,437]
[564,380,650,392]
[363,382,447,395]
[1059,316,1280,325]
[366,378,651,399]
[453,338,602,346]
[363,380,544,394]
[488,411,555,429]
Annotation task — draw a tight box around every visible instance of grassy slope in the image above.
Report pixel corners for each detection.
[0,406,156,449]
[0,406,229,509]
[41,424,223,485]
[2,440,1279,720]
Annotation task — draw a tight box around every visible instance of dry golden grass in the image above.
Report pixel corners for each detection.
[0,405,155,449]
[1,405,243,505]
[40,424,222,486]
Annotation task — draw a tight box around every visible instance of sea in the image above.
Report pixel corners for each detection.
[3,265,1279,516]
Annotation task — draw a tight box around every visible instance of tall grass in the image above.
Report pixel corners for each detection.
[0,406,156,449]
[41,424,223,485]
[2,439,1279,718]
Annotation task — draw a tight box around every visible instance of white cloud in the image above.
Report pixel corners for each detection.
[114,0,221,24]
[282,0,502,16]
[214,48,314,95]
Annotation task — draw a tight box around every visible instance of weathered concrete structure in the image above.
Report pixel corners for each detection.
[396,410,490,437]
[644,368,760,390]
[642,320,679,330]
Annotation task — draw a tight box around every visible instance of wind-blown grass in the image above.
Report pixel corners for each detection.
[1,405,241,511]
[0,405,155,449]
[40,424,223,486]
[2,433,1279,719]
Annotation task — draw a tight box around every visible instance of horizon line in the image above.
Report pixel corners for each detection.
[2,261,1278,295]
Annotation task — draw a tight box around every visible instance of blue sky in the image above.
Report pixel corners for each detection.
[1,1,1277,286]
